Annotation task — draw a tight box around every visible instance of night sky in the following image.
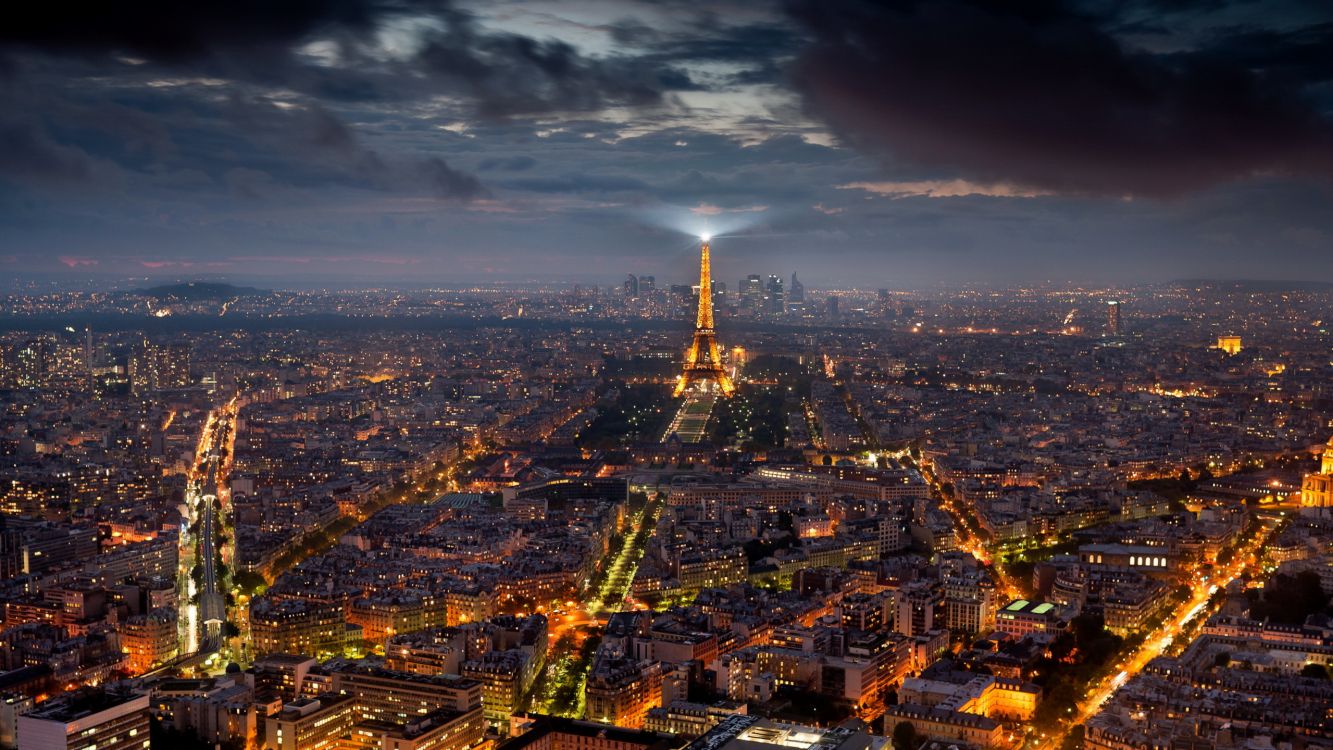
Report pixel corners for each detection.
[3,0,1332,287]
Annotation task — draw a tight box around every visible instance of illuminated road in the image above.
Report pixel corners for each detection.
[533,494,663,716]
[908,455,1023,599]
[1041,514,1282,749]
[180,397,239,664]
[589,497,662,616]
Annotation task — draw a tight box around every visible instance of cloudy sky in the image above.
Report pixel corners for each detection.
[3,0,1332,288]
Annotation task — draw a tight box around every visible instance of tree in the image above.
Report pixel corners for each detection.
[1300,663,1329,679]
[1059,725,1085,750]
[1214,651,1231,668]
[1249,571,1329,624]
[234,570,268,595]
[891,721,917,750]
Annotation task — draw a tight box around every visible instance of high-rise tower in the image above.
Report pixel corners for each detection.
[674,239,735,397]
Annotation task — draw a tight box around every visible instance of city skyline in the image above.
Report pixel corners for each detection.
[4,1,1333,286]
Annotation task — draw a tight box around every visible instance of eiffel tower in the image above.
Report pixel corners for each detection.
[674,238,736,397]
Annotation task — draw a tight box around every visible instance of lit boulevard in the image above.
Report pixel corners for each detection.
[180,397,240,664]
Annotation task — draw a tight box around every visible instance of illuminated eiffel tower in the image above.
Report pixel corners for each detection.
[674,238,736,397]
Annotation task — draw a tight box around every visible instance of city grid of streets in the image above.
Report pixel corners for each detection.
[2,277,1330,750]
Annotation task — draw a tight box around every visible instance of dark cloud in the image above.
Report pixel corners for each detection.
[411,22,688,118]
[785,0,1333,196]
[1,0,700,119]
[1201,22,1333,84]
[0,118,93,183]
[500,174,650,194]
[0,0,437,62]
[416,157,488,200]
[477,155,537,172]
[0,70,485,204]
[208,97,487,200]
[605,19,803,87]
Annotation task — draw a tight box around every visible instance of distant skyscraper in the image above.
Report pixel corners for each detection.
[13,339,48,388]
[1106,300,1122,336]
[83,327,93,391]
[764,275,785,314]
[826,296,839,319]
[128,344,149,394]
[624,274,639,298]
[0,519,24,579]
[789,273,805,304]
[638,276,655,292]
[740,275,763,309]
[164,342,191,388]
[131,340,191,393]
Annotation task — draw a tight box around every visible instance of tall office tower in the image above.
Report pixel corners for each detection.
[130,340,192,393]
[789,272,805,304]
[638,275,656,292]
[740,274,763,309]
[83,327,93,390]
[163,342,191,388]
[877,288,893,318]
[13,338,49,388]
[0,519,24,580]
[827,296,840,319]
[1106,300,1122,336]
[624,274,639,297]
[128,343,151,394]
[764,274,785,314]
